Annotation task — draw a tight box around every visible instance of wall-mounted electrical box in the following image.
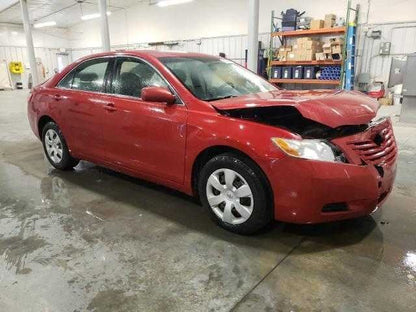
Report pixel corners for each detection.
[370,30,381,39]
[380,42,391,55]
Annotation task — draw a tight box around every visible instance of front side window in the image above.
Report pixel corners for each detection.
[62,59,109,92]
[160,57,277,101]
[112,58,168,98]
[57,71,73,89]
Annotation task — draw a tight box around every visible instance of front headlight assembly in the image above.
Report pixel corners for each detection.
[271,138,346,163]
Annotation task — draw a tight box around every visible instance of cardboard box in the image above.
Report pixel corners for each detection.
[331,37,344,45]
[278,51,288,61]
[324,53,332,60]
[304,41,321,50]
[325,14,336,20]
[296,37,322,50]
[331,44,342,54]
[315,52,326,61]
[322,43,333,53]
[310,19,324,30]
[288,52,297,60]
[303,50,315,61]
[324,14,336,28]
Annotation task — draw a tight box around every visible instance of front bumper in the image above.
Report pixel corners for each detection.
[268,117,397,224]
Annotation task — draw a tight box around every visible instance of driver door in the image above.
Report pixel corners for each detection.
[101,57,188,184]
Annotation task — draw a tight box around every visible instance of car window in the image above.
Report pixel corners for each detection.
[160,57,276,101]
[57,72,74,89]
[71,59,109,92]
[112,58,168,98]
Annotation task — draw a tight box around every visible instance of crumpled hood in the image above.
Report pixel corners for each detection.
[210,89,379,128]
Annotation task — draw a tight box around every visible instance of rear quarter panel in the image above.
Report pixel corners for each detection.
[28,86,59,139]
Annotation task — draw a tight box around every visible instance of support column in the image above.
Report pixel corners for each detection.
[19,0,39,86]
[247,0,259,73]
[98,0,111,51]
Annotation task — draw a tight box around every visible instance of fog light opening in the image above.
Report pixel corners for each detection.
[322,202,348,213]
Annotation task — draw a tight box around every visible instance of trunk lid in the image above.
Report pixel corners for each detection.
[210,89,379,128]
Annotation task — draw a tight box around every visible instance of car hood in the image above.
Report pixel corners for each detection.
[210,89,379,128]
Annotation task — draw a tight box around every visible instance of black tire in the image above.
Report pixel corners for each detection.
[198,153,273,234]
[41,121,79,170]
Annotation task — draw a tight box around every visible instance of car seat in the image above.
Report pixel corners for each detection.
[119,72,142,97]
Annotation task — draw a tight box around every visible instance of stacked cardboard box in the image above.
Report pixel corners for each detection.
[289,37,322,61]
[319,37,343,60]
[324,14,336,28]
[331,37,343,55]
[276,45,293,61]
[310,19,324,30]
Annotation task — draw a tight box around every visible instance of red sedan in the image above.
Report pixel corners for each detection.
[28,51,397,234]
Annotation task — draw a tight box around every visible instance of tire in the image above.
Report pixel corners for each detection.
[41,121,79,170]
[198,153,273,234]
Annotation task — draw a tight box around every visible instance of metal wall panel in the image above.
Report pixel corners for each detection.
[66,21,416,88]
[0,45,60,87]
[69,32,277,66]
[356,22,416,86]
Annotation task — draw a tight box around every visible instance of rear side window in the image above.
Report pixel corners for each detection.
[72,60,109,92]
[57,58,110,92]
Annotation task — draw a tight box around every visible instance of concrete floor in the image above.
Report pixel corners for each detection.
[0,90,415,312]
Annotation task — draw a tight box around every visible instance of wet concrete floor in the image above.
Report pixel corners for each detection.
[0,90,415,311]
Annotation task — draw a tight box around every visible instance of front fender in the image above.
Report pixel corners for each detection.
[183,110,296,194]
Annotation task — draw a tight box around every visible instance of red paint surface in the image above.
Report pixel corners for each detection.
[28,51,397,224]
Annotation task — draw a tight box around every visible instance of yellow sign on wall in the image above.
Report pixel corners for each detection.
[9,62,24,74]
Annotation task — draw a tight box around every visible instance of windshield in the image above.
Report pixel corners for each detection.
[160,57,277,101]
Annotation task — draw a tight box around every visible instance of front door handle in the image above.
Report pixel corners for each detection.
[54,94,61,101]
[104,103,117,112]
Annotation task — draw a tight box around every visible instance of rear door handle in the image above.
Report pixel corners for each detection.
[54,94,61,101]
[104,103,117,112]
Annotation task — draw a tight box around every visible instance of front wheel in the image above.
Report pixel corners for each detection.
[198,153,273,234]
[42,121,79,170]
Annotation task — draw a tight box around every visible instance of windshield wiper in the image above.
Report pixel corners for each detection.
[206,95,238,102]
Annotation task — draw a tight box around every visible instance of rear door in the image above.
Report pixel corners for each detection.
[55,58,113,160]
[100,57,188,184]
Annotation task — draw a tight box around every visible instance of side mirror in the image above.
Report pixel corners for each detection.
[141,86,176,105]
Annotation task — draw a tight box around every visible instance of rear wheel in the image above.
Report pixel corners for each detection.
[42,121,79,170]
[198,153,273,234]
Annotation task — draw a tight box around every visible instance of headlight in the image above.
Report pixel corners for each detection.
[271,138,344,162]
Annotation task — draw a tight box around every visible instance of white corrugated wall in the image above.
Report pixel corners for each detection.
[0,45,61,87]
[1,21,414,88]
[356,22,416,84]
[68,22,416,88]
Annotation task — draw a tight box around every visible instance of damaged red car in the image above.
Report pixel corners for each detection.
[28,51,398,234]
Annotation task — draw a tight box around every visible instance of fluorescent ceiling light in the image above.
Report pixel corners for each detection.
[157,0,194,7]
[81,11,111,21]
[33,21,57,28]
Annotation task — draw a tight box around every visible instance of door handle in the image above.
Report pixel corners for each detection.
[54,94,61,101]
[104,103,117,112]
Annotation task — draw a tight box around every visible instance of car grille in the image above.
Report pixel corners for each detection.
[348,122,397,166]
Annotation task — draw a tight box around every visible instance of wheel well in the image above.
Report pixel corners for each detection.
[191,146,274,209]
[37,116,55,137]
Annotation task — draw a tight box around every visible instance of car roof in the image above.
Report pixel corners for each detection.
[79,50,219,60]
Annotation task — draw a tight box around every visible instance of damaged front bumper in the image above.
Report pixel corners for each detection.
[267,117,398,224]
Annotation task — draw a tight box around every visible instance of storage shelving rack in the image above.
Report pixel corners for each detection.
[267,2,359,89]
[267,17,346,87]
